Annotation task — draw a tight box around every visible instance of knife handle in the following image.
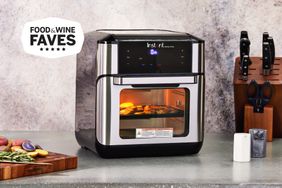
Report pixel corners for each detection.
[262,42,271,75]
[241,55,249,81]
[240,31,249,40]
[240,38,251,65]
[268,37,275,67]
[263,32,269,43]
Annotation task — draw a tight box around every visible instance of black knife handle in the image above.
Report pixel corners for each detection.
[263,32,269,43]
[241,55,249,81]
[240,31,249,39]
[240,38,251,65]
[268,37,275,66]
[262,42,271,75]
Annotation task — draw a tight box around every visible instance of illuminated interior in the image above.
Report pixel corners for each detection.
[119,88,189,139]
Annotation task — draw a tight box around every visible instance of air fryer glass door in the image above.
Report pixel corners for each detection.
[119,88,189,139]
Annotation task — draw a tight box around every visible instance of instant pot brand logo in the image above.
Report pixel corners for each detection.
[21,17,84,58]
[146,42,175,49]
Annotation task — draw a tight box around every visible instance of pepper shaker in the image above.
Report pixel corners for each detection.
[249,129,267,158]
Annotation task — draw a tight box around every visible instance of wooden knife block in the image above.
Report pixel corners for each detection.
[244,104,273,141]
[234,57,282,138]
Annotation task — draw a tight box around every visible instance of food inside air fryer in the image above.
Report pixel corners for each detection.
[120,102,134,109]
[120,103,180,116]
[0,135,49,162]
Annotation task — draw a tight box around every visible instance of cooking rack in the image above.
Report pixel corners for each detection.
[120,105,184,120]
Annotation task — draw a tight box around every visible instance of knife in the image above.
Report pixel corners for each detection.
[240,31,251,66]
[240,38,251,64]
[241,55,249,81]
[262,42,271,75]
[268,36,275,68]
[263,32,269,43]
[240,30,249,39]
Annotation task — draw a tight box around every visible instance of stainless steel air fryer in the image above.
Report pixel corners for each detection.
[75,29,205,158]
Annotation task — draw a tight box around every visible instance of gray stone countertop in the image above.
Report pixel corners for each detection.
[0,131,282,188]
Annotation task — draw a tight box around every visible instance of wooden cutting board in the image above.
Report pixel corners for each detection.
[0,152,77,180]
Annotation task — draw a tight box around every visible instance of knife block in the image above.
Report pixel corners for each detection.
[244,104,273,141]
[234,56,282,138]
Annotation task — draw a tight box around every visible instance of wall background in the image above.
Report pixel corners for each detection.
[1,0,282,133]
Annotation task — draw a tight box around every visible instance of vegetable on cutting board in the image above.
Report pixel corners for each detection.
[0,136,49,163]
[0,136,8,146]
[11,146,26,153]
[22,141,36,152]
[36,149,48,157]
[0,151,34,162]
[12,139,28,147]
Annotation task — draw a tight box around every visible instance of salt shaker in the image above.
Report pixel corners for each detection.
[249,129,267,158]
[233,133,251,162]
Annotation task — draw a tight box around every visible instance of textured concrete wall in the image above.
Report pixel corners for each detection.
[1,0,282,132]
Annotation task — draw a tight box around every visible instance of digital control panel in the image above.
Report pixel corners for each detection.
[118,41,192,74]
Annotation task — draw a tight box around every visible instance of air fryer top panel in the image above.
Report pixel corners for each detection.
[96,29,204,75]
[118,41,192,74]
[96,29,203,42]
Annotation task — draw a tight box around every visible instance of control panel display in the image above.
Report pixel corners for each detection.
[118,41,192,74]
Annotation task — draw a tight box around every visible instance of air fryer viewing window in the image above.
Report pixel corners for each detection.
[118,41,192,74]
[119,88,189,139]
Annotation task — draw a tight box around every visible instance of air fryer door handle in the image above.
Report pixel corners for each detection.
[131,84,180,88]
[113,76,196,85]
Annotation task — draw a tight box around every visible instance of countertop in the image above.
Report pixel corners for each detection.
[0,132,282,188]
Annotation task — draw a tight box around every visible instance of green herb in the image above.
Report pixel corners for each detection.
[0,151,34,162]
